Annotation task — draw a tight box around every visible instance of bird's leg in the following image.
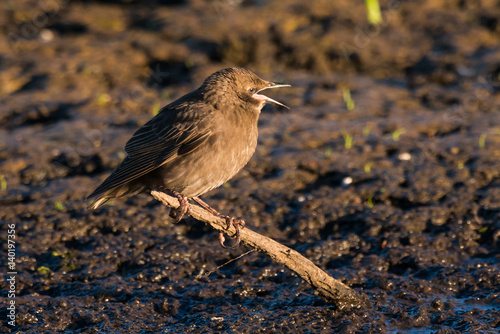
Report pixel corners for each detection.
[192,196,245,248]
[192,196,222,215]
[155,188,191,223]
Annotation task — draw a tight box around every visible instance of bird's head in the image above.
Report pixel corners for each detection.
[202,67,290,112]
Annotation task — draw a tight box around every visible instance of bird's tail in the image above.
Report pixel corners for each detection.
[88,196,111,210]
[87,181,147,209]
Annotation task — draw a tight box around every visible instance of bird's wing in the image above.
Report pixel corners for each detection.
[87,102,213,200]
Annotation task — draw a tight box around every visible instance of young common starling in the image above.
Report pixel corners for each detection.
[87,67,290,247]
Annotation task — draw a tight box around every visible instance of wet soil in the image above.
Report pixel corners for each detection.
[1,0,500,332]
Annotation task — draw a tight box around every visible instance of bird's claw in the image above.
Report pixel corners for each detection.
[218,216,245,249]
[166,191,191,223]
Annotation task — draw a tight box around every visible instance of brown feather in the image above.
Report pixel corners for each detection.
[87,101,213,203]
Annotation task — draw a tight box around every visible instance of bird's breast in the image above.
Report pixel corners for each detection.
[210,116,258,181]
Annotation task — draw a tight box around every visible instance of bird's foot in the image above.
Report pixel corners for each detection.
[192,196,245,248]
[169,194,191,223]
[218,216,245,249]
[154,188,191,223]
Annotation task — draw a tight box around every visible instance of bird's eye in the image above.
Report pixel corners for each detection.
[248,87,256,93]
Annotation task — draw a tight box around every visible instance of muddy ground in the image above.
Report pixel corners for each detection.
[1,0,500,332]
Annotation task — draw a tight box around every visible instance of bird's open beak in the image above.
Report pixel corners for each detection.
[252,82,291,109]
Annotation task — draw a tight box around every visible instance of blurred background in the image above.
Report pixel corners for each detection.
[1,0,500,332]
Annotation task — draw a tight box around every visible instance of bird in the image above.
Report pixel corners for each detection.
[87,67,290,247]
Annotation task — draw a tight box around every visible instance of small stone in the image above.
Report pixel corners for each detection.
[398,152,412,161]
[40,29,54,42]
[342,176,353,187]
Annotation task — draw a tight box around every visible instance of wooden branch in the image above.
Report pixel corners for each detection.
[151,190,367,310]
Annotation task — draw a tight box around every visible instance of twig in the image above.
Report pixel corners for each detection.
[151,190,367,310]
[195,249,256,279]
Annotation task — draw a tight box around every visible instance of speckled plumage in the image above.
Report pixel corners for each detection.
[87,68,289,209]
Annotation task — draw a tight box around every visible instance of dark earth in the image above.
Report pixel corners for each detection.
[1,0,500,332]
